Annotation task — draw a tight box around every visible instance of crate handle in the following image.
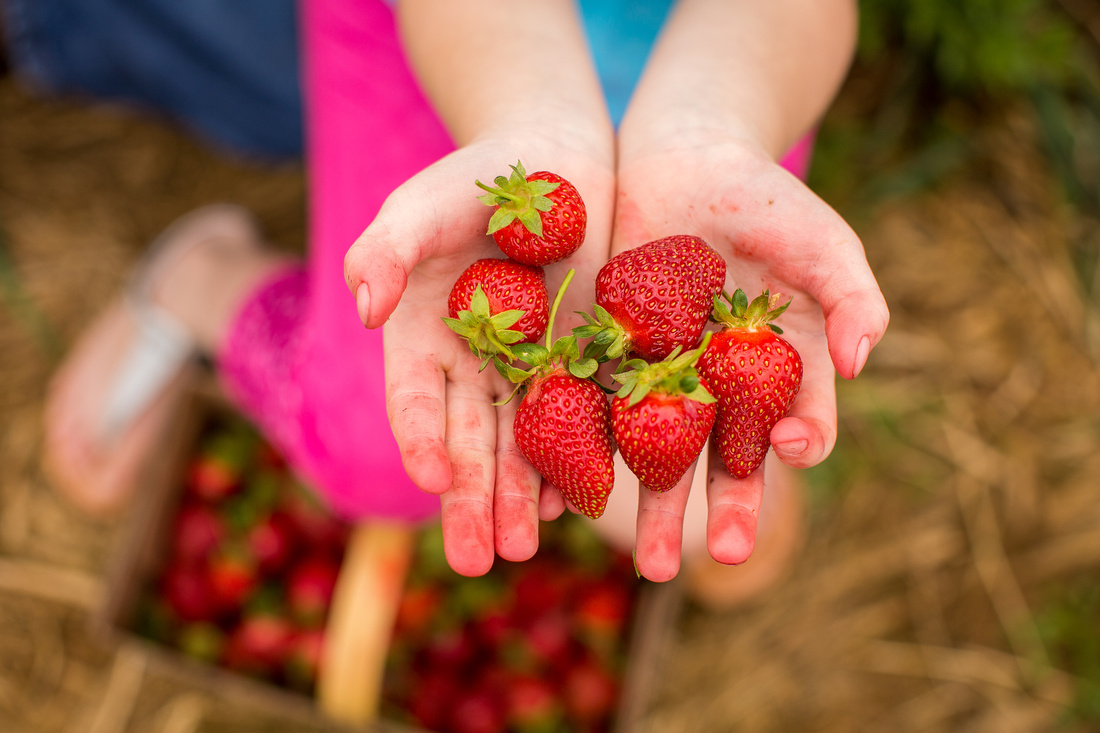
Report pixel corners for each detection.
[316,521,415,724]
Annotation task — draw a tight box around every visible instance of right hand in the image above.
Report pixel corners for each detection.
[344,136,614,576]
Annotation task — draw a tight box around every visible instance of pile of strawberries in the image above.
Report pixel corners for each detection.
[447,161,805,518]
[384,519,636,733]
[135,419,348,692]
[138,415,640,733]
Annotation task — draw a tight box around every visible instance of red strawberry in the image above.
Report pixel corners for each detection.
[610,336,717,491]
[512,608,574,671]
[476,160,586,266]
[160,561,220,622]
[563,655,619,725]
[185,454,241,502]
[221,611,294,677]
[580,234,725,361]
[395,583,444,639]
[445,258,550,364]
[449,688,507,733]
[513,367,615,520]
[425,625,478,670]
[506,675,564,732]
[286,555,340,627]
[170,502,227,563]
[698,289,803,478]
[573,578,632,640]
[207,545,261,611]
[245,511,297,575]
[497,271,615,520]
[409,670,462,729]
[284,627,326,691]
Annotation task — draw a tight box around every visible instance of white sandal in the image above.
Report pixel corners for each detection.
[97,204,261,444]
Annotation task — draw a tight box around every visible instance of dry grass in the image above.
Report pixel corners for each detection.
[1,52,1099,733]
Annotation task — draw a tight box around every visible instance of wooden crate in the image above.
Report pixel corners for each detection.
[91,376,682,732]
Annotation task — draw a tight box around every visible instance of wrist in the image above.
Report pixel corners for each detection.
[617,104,777,167]
[465,107,617,180]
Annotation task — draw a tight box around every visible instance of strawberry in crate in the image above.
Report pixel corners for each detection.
[382,517,638,733]
[134,414,350,694]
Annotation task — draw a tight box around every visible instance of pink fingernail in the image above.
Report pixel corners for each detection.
[774,439,808,459]
[355,282,371,327]
[853,335,871,378]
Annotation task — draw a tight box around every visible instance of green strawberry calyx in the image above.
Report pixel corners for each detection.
[441,284,527,369]
[572,304,630,363]
[493,269,599,402]
[712,288,791,334]
[475,160,561,239]
[611,332,717,408]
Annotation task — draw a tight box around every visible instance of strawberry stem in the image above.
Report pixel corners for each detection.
[474,179,524,205]
[546,269,575,348]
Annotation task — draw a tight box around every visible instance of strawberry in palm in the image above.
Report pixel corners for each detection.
[577,235,725,362]
[476,160,586,266]
[610,334,717,492]
[698,289,803,478]
[444,257,549,367]
[496,271,615,520]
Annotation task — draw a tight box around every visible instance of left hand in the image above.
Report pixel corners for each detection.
[606,133,890,581]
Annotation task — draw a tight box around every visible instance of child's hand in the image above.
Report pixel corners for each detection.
[344,139,614,576]
[608,135,889,581]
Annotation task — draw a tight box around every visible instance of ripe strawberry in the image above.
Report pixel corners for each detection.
[206,544,261,611]
[244,510,297,575]
[284,627,326,691]
[186,426,255,501]
[160,561,220,622]
[170,502,227,563]
[449,688,507,733]
[496,270,614,520]
[506,675,564,732]
[579,235,726,361]
[573,578,632,642]
[185,454,241,502]
[563,655,619,725]
[513,368,616,520]
[286,555,340,627]
[395,583,444,639]
[476,160,586,266]
[444,258,549,365]
[698,289,803,478]
[221,610,294,677]
[610,336,717,492]
[409,669,462,730]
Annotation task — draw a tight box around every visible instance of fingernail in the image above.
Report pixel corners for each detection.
[355,282,371,327]
[852,335,871,378]
[774,439,808,459]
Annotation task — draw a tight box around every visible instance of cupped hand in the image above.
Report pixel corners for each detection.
[344,137,614,576]
[607,134,890,581]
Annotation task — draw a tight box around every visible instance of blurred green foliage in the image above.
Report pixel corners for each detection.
[814,0,1095,208]
[858,0,1078,94]
[814,0,1100,292]
[1034,579,1100,724]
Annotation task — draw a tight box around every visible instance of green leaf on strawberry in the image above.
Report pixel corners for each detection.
[476,160,562,239]
[712,288,791,334]
[610,333,718,492]
[611,333,716,408]
[442,284,529,367]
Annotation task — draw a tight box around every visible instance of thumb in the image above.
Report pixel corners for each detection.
[343,171,487,329]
